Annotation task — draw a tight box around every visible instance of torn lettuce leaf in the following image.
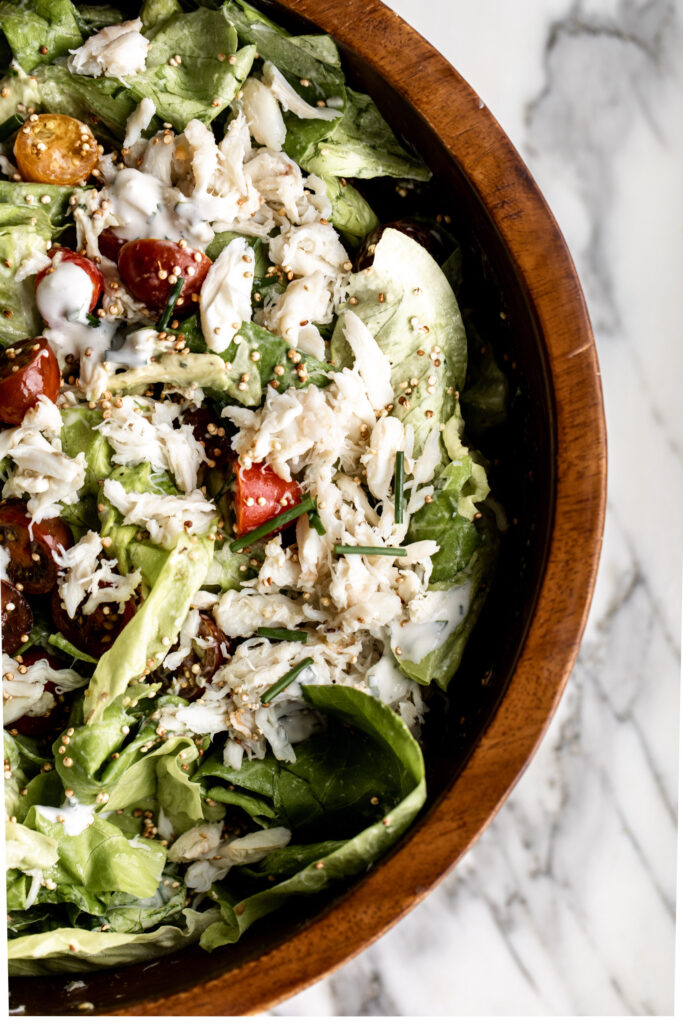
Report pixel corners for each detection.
[60,406,113,495]
[394,512,498,689]
[197,684,425,950]
[0,182,84,232]
[32,64,138,142]
[285,87,429,182]
[7,906,219,975]
[128,8,256,130]
[0,0,82,72]
[81,531,214,722]
[331,227,468,454]
[321,174,380,247]
[0,205,51,345]
[73,3,123,36]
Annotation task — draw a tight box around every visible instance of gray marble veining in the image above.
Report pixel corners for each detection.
[275,0,681,1015]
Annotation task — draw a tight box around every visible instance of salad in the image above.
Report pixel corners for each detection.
[2,0,499,974]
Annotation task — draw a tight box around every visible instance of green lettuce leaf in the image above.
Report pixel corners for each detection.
[395,513,498,689]
[82,532,214,722]
[32,64,137,142]
[0,70,41,121]
[331,227,467,453]
[0,205,51,345]
[74,4,122,36]
[224,0,344,102]
[195,685,425,950]
[321,174,379,247]
[24,807,165,899]
[60,406,113,495]
[285,87,429,182]
[47,632,98,664]
[6,820,58,871]
[0,0,82,72]
[128,8,256,131]
[0,181,82,232]
[8,906,219,975]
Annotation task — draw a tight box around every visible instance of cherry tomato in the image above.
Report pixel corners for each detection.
[354,219,447,271]
[1,579,33,655]
[14,113,99,186]
[11,648,69,738]
[118,239,212,314]
[51,585,137,660]
[35,247,104,314]
[157,613,230,701]
[0,337,60,425]
[98,229,126,263]
[234,462,301,537]
[183,407,233,469]
[0,500,73,595]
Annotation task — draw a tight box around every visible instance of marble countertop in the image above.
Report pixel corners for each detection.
[276,0,681,1015]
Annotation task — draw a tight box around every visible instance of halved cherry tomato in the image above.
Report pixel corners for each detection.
[11,648,69,738]
[157,614,230,701]
[118,239,212,314]
[98,229,126,263]
[1,579,33,655]
[0,500,72,594]
[354,219,447,271]
[183,407,233,469]
[0,337,60,425]
[14,113,98,186]
[51,585,137,660]
[234,462,301,537]
[35,247,104,314]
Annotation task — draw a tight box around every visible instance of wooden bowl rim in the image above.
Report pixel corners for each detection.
[106,0,607,1014]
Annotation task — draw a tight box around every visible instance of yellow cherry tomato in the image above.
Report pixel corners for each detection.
[14,113,98,186]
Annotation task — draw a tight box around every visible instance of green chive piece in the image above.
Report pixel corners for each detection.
[333,544,407,557]
[308,510,326,536]
[261,657,314,704]
[257,627,308,643]
[230,494,315,552]
[0,113,25,142]
[157,275,185,332]
[394,450,404,524]
[85,312,100,327]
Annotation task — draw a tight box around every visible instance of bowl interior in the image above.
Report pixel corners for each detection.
[8,1,557,1015]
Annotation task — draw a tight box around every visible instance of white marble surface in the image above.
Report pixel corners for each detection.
[276,0,682,1015]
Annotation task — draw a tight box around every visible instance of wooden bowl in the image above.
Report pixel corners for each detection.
[8,0,606,1015]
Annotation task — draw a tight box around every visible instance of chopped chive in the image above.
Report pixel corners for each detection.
[308,510,326,535]
[394,451,404,524]
[230,494,314,552]
[0,113,25,142]
[257,627,308,643]
[261,657,314,704]
[157,275,184,332]
[334,544,407,557]
[85,312,100,327]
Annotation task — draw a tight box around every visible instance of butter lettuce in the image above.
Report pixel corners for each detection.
[0,206,51,346]
[0,0,82,72]
[331,227,468,453]
[82,531,214,722]
[195,685,425,950]
[129,8,255,130]
[8,906,219,975]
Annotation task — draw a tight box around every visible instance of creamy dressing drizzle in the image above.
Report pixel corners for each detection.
[390,581,472,664]
[33,800,95,837]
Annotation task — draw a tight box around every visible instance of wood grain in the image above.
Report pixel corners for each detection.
[10,0,607,1014]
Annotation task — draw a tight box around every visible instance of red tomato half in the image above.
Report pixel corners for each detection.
[118,239,212,314]
[35,247,104,314]
[51,585,137,660]
[0,500,72,594]
[98,229,126,263]
[1,579,33,655]
[0,337,60,425]
[11,648,69,738]
[234,462,301,537]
